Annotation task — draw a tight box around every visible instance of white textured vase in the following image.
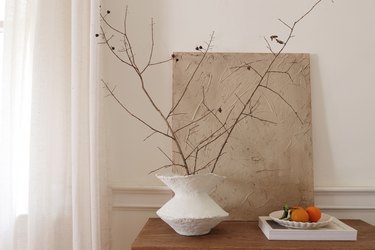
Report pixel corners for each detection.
[156,173,229,236]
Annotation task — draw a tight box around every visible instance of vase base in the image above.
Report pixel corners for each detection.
[158,214,228,236]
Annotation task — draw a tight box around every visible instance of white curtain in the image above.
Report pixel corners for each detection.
[0,0,33,249]
[0,0,110,249]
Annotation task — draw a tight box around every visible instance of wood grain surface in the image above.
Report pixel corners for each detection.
[132,218,375,250]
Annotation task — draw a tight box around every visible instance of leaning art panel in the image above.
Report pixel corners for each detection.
[172,53,313,220]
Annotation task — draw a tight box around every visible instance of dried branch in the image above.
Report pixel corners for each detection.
[249,96,261,114]
[100,13,125,36]
[264,37,276,55]
[137,67,191,175]
[233,62,263,78]
[100,26,133,67]
[100,10,193,175]
[168,32,215,118]
[174,111,211,133]
[185,104,237,161]
[148,163,186,175]
[278,19,292,30]
[295,0,322,25]
[193,149,199,174]
[194,153,225,174]
[259,84,303,124]
[149,58,173,67]
[234,93,246,108]
[100,0,322,175]
[140,19,174,73]
[102,80,173,139]
[143,131,157,141]
[268,70,293,82]
[144,18,155,72]
[210,0,322,173]
[158,147,174,163]
[122,7,137,66]
[185,125,225,160]
[201,87,230,135]
[241,112,277,125]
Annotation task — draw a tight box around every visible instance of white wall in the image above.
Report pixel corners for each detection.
[100,0,375,249]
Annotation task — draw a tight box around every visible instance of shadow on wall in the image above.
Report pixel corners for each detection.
[310,54,335,187]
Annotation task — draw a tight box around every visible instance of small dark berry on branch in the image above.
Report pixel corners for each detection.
[218,107,222,113]
[199,46,203,49]
[111,47,115,50]
[176,58,179,62]
[171,54,176,58]
[247,66,251,70]
[107,10,111,14]
[195,46,199,51]
[270,35,278,41]
[275,38,284,44]
[95,34,99,37]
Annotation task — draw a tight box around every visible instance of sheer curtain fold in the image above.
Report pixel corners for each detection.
[0,0,33,249]
[1,0,109,249]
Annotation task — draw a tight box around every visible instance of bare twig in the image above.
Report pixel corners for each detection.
[268,70,293,82]
[175,111,211,133]
[210,0,322,173]
[168,32,215,118]
[148,163,186,175]
[143,18,155,73]
[100,26,133,67]
[201,87,230,135]
[100,0,322,175]
[193,149,199,174]
[100,13,125,36]
[194,153,225,174]
[259,84,303,124]
[102,23,217,175]
[143,131,157,141]
[102,80,173,139]
[185,105,237,161]
[264,37,276,55]
[233,62,263,78]
[158,147,173,163]
[149,58,173,67]
[295,0,322,25]
[241,113,277,125]
[122,7,137,66]
[278,18,292,30]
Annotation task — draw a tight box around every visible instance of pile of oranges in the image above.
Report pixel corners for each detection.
[282,204,321,222]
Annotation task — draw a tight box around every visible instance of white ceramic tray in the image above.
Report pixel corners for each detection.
[269,210,333,229]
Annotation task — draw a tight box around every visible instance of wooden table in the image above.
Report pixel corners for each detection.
[132,218,375,250]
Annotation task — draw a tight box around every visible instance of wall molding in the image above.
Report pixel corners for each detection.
[112,186,375,211]
[112,186,172,211]
[314,186,375,211]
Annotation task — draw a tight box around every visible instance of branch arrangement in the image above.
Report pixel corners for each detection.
[98,0,322,175]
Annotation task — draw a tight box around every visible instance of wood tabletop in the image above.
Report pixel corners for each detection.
[131,218,375,250]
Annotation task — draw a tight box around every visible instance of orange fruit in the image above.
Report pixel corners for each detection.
[306,206,321,222]
[290,207,309,222]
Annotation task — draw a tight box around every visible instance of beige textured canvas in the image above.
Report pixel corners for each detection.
[172,52,313,220]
